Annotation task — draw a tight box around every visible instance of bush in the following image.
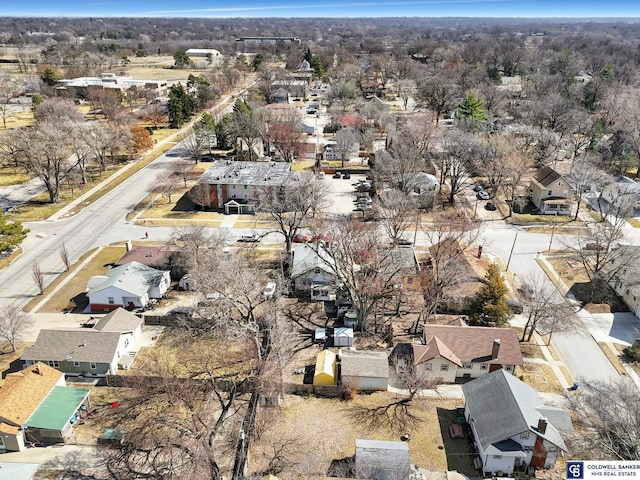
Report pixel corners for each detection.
[623,346,640,362]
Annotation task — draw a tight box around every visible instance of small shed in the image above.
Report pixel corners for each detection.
[355,439,410,480]
[314,328,327,344]
[313,349,337,386]
[333,327,353,347]
[340,350,389,391]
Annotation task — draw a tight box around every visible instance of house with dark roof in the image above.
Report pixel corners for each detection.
[391,325,523,383]
[529,166,574,215]
[85,261,170,312]
[0,363,90,451]
[115,244,179,270]
[340,350,389,391]
[462,369,572,475]
[22,308,143,377]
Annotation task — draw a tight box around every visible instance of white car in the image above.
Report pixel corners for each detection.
[476,190,490,200]
[238,234,260,243]
[262,282,276,299]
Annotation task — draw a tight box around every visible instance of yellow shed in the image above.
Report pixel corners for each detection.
[313,349,337,385]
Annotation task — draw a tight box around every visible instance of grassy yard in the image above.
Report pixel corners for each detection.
[629,218,640,228]
[0,166,29,186]
[518,363,567,395]
[249,393,458,478]
[28,245,125,313]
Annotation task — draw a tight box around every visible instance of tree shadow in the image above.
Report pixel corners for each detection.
[70,293,89,313]
[37,449,105,479]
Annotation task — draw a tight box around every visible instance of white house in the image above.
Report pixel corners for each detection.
[607,245,640,318]
[290,244,339,300]
[462,369,572,476]
[86,261,170,312]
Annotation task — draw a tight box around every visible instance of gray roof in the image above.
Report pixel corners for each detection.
[290,244,336,278]
[22,329,122,364]
[356,439,410,480]
[93,308,143,333]
[341,350,389,379]
[462,369,569,452]
[86,261,169,296]
[198,160,310,187]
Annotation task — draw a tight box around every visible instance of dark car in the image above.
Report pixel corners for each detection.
[396,238,413,246]
[506,299,524,314]
[342,173,351,179]
[484,202,497,211]
[332,172,341,179]
[473,185,484,192]
[585,242,609,251]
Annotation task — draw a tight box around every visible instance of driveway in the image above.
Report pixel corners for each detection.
[323,172,368,216]
[581,311,640,346]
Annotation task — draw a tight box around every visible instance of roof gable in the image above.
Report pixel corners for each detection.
[87,261,168,296]
[532,166,564,188]
[93,308,143,333]
[290,244,336,278]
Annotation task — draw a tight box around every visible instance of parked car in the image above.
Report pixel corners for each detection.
[484,202,497,211]
[310,235,331,243]
[342,173,351,179]
[585,242,609,251]
[238,233,261,242]
[332,172,341,179]
[477,190,490,200]
[473,185,484,192]
[293,234,308,243]
[396,238,413,246]
[506,299,524,314]
[262,282,276,299]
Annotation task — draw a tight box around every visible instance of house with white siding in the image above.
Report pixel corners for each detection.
[462,369,572,476]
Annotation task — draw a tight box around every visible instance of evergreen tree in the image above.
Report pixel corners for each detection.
[168,84,194,128]
[457,92,488,121]
[303,48,313,63]
[312,57,324,78]
[468,263,512,327]
[215,114,233,150]
[252,53,265,71]
[173,50,191,68]
[0,212,29,253]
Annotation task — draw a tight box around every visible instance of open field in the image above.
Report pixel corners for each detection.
[0,166,29,186]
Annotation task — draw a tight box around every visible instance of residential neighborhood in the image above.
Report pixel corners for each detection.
[0,12,638,480]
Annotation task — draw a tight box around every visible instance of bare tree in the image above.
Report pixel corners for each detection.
[230,102,262,161]
[156,174,177,204]
[268,121,303,163]
[32,260,44,295]
[308,218,409,331]
[33,97,84,124]
[12,121,75,203]
[416,75,458,125]
[373,190,417,244]
[333,127,359,168]
[0,304,32,352]
[439,129,477,203]
[566,155,607,220]
[256,174,329,253]
[59,242,71,272]
[395,79,416,111]
[181,126,208,163]
[0,76,19,130]
[518,273,575,343]
[569,377,640,461]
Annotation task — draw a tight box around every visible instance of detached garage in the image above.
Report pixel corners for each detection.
[340,350,389,391]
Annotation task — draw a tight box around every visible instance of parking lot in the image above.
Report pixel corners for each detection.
[323,172,370,215]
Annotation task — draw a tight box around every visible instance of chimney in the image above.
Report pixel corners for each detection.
[537,418,548,434]
[33,364,42,376]
[491,339,501,359]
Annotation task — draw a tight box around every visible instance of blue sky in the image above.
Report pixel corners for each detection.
[4,0,640,18]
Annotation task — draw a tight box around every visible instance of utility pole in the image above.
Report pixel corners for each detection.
[506,232,519,271]
[548,212,558,252]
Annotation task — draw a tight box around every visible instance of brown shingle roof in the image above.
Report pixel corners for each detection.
[0,362,63,428]
[413,336,462,367]
[423,325,523,366]
[532,166,562,187]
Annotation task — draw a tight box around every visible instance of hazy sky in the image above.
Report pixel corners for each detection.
[4,0,640,18]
